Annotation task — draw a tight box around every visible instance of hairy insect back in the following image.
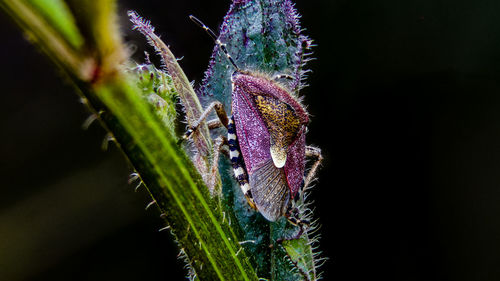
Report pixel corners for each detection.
[200,0,321,280]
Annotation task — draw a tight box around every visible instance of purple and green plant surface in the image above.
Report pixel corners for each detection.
[0,0,324,280]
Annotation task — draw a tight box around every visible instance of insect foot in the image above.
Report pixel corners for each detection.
[180,101,228,143]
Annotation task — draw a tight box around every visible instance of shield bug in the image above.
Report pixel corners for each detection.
[186,16,322,225]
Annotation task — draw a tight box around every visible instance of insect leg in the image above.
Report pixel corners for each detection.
[207,118,225,130]
[206,135,228,194]
[271,73,295,82]
[282,207,310,240]
[183,101,229,140]
[303,146,323,190]
[281,146,322,235]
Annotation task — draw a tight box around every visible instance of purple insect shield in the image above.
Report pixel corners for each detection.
[231,72,309,221]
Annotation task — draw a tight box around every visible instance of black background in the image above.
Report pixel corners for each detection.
[2,0,500,280]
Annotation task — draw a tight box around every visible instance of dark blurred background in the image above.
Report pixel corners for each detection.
[2,0,500,280]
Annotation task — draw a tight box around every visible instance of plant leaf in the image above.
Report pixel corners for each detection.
[1,1,258,280]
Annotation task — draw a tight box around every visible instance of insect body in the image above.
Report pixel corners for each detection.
[188,16,322,223]
[229,72,309,221]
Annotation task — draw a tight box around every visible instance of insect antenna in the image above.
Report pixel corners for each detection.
[189,15,240,72]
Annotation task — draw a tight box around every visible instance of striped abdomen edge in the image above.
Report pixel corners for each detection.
[227,116,253,201]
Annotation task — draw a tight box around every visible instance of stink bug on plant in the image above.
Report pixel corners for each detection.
[186,16,322,227]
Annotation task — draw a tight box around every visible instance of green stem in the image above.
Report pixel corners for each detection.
[1,1,258,280]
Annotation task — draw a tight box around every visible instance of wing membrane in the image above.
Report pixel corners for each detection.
[249,159,290,221]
